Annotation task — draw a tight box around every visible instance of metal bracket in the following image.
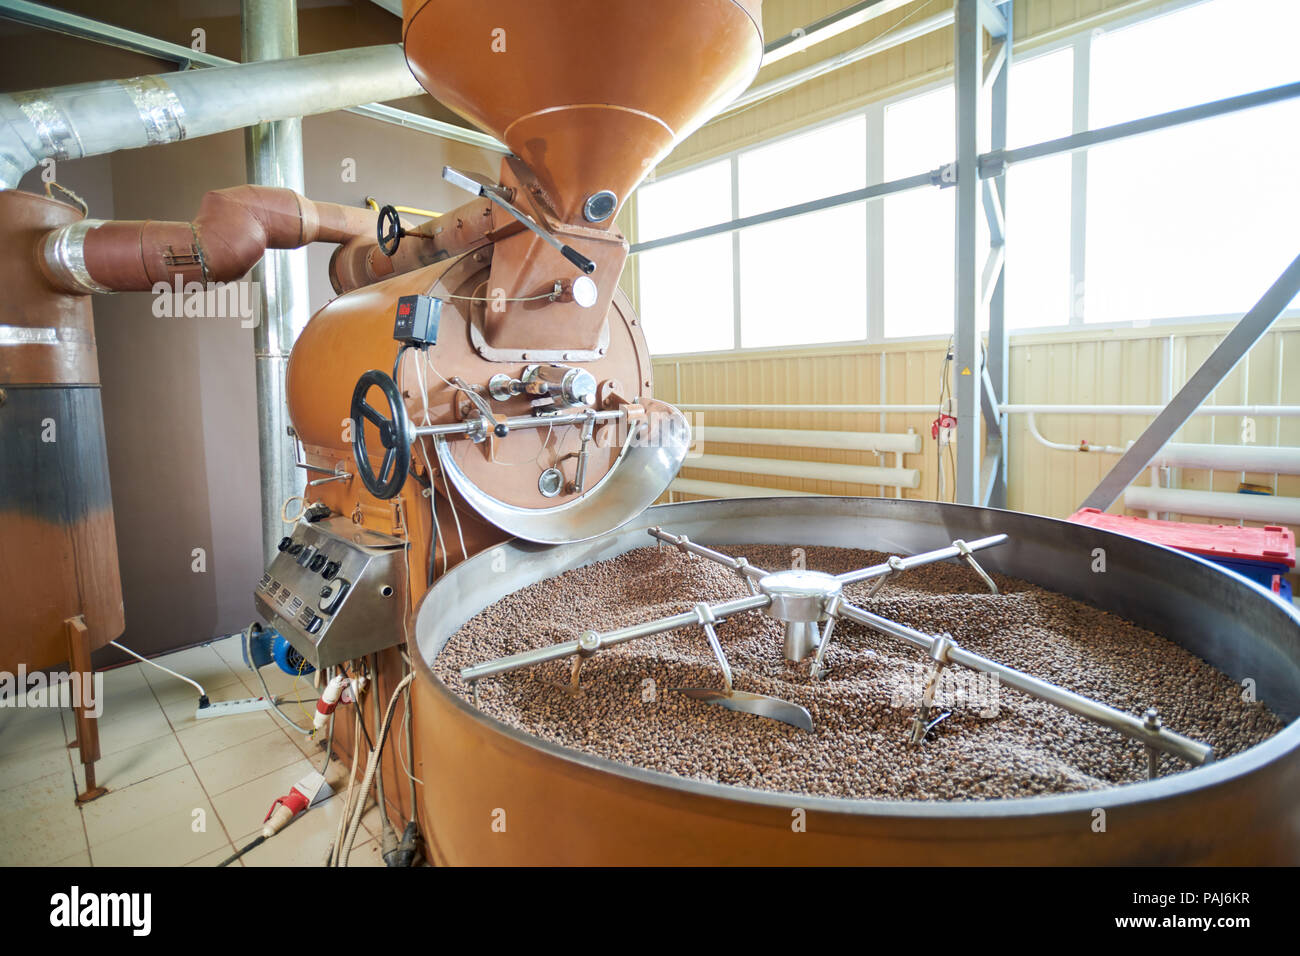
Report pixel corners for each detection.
[810,593,841,679]
[953,538,999,594]
[910,633,955,745]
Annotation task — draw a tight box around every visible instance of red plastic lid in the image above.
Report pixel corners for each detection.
[1068,508,1295,567]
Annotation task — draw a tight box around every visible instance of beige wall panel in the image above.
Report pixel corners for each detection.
[654,322,1299,523]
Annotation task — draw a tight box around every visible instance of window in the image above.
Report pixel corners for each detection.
[633,0,1300,354]
[1003,47,1073,329]
[739,204,868,347]
[637,160,734,353]
[882,86,954,339]
[1084,0,1300,323]
[738,117,867,347]
[737,115,866,215]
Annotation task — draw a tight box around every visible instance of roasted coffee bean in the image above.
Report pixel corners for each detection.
[433,545,1283,801]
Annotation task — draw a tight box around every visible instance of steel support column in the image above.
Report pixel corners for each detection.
[953,0,1009,506]
[243,0,309,564]
[984,1,1011,508]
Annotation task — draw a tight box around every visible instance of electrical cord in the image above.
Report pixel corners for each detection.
[371,654,400,856]
[219,704,335,868]
[438,449,469,563]
[411,352,468,562]
[109,640,207,702]
[339,672,414,867]
[326,706,363,867]
[937,335,956,503]
[242,623,313,735]
[409,352,454,576]
[281,494,308,523]
[397,652,424,790]
[441,288,561,304]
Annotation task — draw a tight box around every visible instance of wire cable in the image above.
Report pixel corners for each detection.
[339,672,415,866]
[408,348,448,577]
[108,640,206,700]
[242,624,313,736]
[326,706,363,867]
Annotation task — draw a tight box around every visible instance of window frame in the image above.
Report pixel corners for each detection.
[633,0,1300,357]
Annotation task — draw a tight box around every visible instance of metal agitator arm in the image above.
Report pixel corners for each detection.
[461,527,1213,773]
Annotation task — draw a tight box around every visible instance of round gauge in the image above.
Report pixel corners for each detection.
[571,275,598,309]
[583,190,618,222]
[538,467,565,498]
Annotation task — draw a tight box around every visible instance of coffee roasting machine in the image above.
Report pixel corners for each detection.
[3,0,1298,863]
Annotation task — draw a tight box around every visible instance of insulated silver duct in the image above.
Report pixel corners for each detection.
[0,43,424,189]
[243,0,313,566]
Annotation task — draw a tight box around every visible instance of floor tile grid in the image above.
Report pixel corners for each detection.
[2,639,386,866]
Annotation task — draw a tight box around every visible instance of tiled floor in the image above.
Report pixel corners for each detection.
[0,636,386,867]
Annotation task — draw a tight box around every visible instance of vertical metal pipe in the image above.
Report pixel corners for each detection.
[953,0,982,505]
[984,1,1011,509]
[242,0,311,562]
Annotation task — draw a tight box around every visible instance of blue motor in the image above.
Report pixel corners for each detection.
[242,622,315,676]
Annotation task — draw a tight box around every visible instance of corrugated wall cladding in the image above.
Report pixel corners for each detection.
[657,0,1173,175]
[655,320,1300,525]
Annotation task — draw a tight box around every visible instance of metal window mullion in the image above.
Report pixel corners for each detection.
[730,154,742,350]
[866,103,885,345]
[1068,30,1090,327]
[954,0,984,506]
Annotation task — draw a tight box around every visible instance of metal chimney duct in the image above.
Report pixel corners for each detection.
[0,43,424,190]
[243,0,312,565]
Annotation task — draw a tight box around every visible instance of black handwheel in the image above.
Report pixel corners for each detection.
[376,204,404,257]
[350,369,412,500]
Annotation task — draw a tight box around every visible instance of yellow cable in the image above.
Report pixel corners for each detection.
[365,196,440,219]
[294,658,315,729]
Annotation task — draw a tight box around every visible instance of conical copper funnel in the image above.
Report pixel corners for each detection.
[402,0,763,226]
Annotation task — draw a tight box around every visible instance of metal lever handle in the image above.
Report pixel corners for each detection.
[560,244,596,275]
[452,376,507,440]
[442,164,596,277]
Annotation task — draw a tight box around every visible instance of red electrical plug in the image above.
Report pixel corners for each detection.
[262,776,317,837]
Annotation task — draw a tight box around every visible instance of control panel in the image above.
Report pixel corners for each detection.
[393,293,441,347]
[253,516,407,669]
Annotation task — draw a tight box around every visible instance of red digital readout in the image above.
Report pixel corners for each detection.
[398,303,412,316]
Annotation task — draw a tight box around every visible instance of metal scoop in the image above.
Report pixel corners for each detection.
[672,687,813,732]
[669,603,813,732]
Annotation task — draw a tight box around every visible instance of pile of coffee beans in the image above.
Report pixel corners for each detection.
[433,544,1284,800]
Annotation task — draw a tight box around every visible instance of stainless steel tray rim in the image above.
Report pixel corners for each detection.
[413,495,1300,821]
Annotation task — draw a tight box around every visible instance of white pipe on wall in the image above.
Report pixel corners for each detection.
[696,426,921,454]
[1148,443,1300,474]
[680,403,937,414]
[671,479,824,500]
[1026,413,1127,454]
[1026,414,1300,473]
[688,453,920,489]
[680,403,1300,416]
[1002,403,1300,417]
[1123,486,1300,525]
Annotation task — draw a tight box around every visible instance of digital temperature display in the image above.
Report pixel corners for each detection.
[392,294,441,347]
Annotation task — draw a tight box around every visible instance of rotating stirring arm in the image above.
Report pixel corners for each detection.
[460,592,772,683]
[460,528,1215,770]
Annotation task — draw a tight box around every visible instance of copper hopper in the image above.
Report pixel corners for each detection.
[402,0,763,226]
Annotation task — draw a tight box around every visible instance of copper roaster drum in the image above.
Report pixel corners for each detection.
[411,496,1300,864]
